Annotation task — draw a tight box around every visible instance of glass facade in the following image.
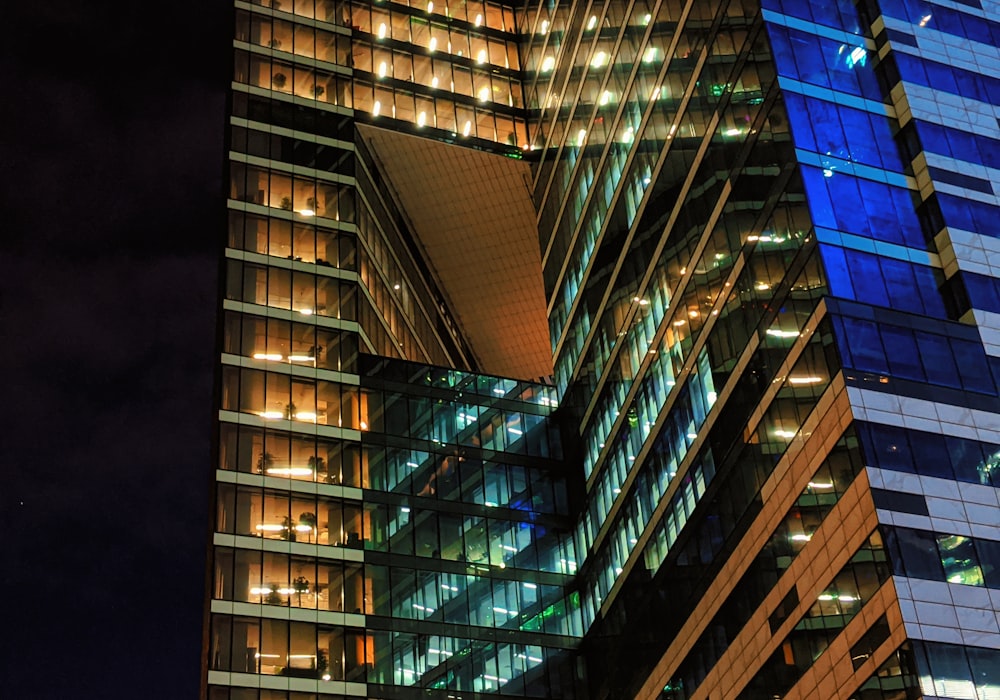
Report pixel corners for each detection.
[209,355,581,697]
[209,0,1000,696]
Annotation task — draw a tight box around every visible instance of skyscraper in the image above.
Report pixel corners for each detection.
[206,0,1000,698]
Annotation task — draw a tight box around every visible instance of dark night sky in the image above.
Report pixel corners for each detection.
[1,3,230,696]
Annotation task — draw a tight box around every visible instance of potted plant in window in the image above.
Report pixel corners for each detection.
[256,452,275,474]
[313,85,325,99]
[272,72,287,89]
[298,511,317,542]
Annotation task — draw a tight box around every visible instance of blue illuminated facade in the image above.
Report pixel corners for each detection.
[207,0,1000,697]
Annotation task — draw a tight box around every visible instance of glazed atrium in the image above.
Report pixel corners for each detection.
[205,0,1000,698]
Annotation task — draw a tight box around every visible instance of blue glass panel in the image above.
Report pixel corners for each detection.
[880,257,925,314]
[918,122,952,158]
[911,264,947,318]
[964,273,1000,314]
[889,187,924,248]
[912,431,954,479]
[843,317,889,373]
[829,176,870,236]
[882,325,924,381]
[790,31,832,88]
[818,245,855,299]
[847,250,889,306]
[951,339,995,394]
[784,93,817,152]
[802,167,837,229]
[917,332,962,390]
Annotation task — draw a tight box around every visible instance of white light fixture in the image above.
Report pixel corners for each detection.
[587,15,597,30]
[576,128,587,146]
[808,481,834,489]
[299,208,315,217]
[417,111,426,126]
[377,22,387,39]
[788,376,823,385]
[287,354,314,362]
[477,49,487,64]
[590,51,608,68]
[431,75,439,88]
[255,524,285,532]
[295,411,317,421]
[378,61,387,77]
[541,55,555,72]
[791,533,811,542]
[253,353,283,361]
[478,86,490,101]
[261,410,284,419]
[429,36,438,51]
[298,308,313,316]
[766,329,799,338]
[474,13,483,26]
[266,466,314,476]
[773,429,797,439]
[599,90,612,105]
[462,120,472,136]
[643,46,657,63]
[372,100,381,116]
[540,19,549,34]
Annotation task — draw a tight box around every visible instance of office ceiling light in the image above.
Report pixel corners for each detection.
[600,90,613,105]
[591,51,608,68]
[417,111,426,126]
[788,376,823,385]
[429,36,437,51]
[478,87,490,101]
[643,46,657,63]
[266,466,314,476]
[576,129,587,147]
[462,120,472,136]
[372,100,381,116]
[378,61,387,77]
[587,15,598,30]
[253,353,283,361]
[287,354,314,362]
[541,55,555,72]
[377,22,386,39]
[475,13,483,25]
[540,19,549,34]
[766,329,799,338]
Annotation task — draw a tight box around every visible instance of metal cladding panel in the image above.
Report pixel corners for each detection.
[358,123,553,380]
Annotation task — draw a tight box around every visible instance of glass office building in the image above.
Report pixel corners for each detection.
[207,0,1000,697]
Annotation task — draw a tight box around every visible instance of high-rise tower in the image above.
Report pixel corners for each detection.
[206,0,1000,698]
